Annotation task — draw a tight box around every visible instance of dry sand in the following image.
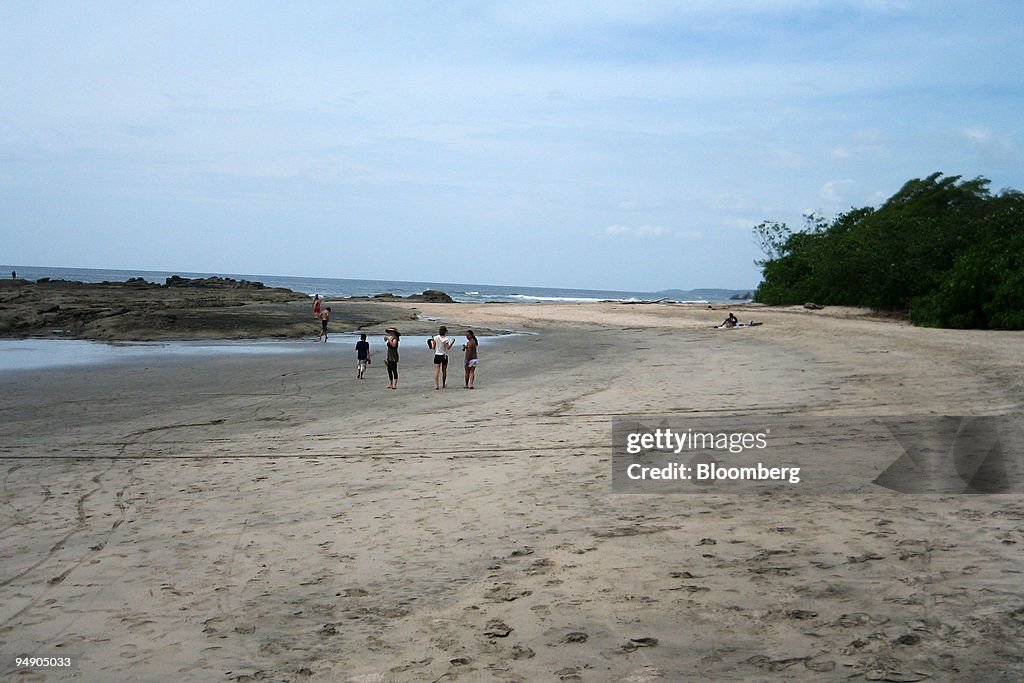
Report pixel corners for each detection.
[1,302,1022,681]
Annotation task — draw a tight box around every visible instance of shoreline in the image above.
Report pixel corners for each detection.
[1,274,924,343]
[0,333,531,376]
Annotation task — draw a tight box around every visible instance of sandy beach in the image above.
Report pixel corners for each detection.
[1,302,1023,681]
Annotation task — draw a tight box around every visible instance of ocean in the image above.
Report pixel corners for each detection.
[1,265,751,304]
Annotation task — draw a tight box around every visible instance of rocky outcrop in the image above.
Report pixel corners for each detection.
[417,289,455,303]
[164,275,267,289]
[371,290,455,303]
[0,277,309,340]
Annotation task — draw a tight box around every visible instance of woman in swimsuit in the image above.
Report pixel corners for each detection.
[463,330,478,389]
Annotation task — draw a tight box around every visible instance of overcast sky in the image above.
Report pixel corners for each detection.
[2,1,1022,291]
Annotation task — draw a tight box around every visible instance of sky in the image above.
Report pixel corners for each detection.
[2,1,1023,292]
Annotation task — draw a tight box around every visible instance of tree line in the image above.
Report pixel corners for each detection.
[753,172,1024,329]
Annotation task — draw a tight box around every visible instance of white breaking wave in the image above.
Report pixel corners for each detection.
[505,294,645,303]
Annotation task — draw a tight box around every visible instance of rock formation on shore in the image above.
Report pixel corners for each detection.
[0,277,467,340]
[368,289,455,303]
[0,276,309,340]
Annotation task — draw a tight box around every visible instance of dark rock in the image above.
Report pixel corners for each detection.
[164,275,267,289]
[419,289,454,303]
[804,302,824,310]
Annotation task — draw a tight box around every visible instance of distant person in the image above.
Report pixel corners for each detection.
[318,307,331,342]
[722,312,738,328]
[431,325,455,389]
[463,330,478,389]
[11,270,16,279]
[355,333,370,379]
[384,328,400,389]
[313,294,322,319]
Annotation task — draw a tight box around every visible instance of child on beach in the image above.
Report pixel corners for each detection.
[431,325,455,389]
[463,330,478,389]
[318,307,331,342]
[355,333,370,379]
[384,328,400,389]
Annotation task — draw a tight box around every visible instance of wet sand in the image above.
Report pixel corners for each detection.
[1,302,1022,681]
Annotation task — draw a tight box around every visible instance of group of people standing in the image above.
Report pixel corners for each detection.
[315,296,479,390]
[427,325,478,390]
[376,327,479,393]
[371,326,479,390]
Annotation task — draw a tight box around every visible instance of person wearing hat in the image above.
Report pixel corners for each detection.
[383,328,400,389]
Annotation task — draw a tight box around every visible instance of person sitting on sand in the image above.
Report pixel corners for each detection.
[715,315,763,329]
[355,333,370,379]
[463,330,478,389]
[384,328,400,389]
[431,325,456,389]
[318,307,331,342]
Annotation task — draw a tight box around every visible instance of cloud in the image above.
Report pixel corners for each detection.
[961,125,1014,162]
[963,127,992,144]
[605,224,670,237]
[820,179,857,204]
[604,224,704,239]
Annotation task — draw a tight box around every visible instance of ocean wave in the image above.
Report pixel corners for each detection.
[503,294,629,303]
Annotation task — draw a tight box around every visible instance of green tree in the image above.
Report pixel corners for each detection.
[753,173,1024,329]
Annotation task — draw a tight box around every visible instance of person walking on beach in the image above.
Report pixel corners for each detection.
[384,328,400,389]
[431,325,455,389]
[355,333,370,379]
[463,330,478,389]
[313,294,322,319]
[318,307,331,342]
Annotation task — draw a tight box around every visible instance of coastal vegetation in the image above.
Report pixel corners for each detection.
[753,173,1024,329]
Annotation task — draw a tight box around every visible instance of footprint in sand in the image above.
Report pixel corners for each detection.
[511,644,535,659]
[482,619,513,638]
[621,637,659,652]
